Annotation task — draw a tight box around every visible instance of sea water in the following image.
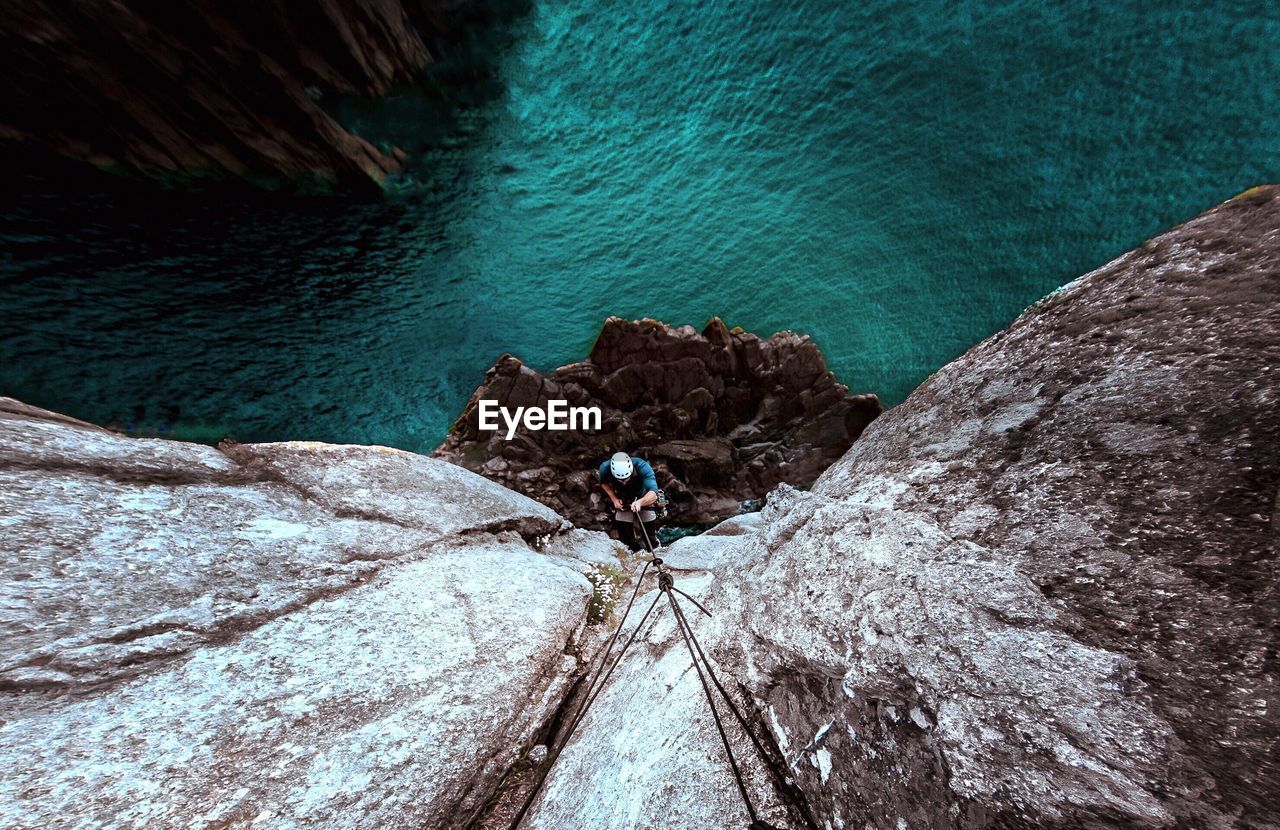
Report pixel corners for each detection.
[2,0,1277,450]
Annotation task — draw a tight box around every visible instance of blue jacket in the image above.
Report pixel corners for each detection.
[598,456,657,500]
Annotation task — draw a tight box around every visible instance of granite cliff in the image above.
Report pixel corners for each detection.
[3,189,1277,829]
[522,188,1280,829]
[0,397,623,829]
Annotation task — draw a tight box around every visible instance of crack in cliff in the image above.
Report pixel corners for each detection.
[462,618,607,830]
[226,460,430,531]
[2,443,575,697]
[0,455,237,488]
[224,449,570,547]
[730,678,824,830]
[0,566,385,694]
[454,516,572,549]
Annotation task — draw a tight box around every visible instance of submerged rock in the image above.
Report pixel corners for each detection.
[523,188,1280,829]
[434,317,882,528]
[0,399,623,829]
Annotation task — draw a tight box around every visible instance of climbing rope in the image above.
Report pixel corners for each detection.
[508,531,659,829]
[665,582,811,821]
[509,511,814,830]
[635,518,810,830]
[665,579,759,822]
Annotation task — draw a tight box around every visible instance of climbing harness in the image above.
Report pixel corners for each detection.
[508,515,814,830]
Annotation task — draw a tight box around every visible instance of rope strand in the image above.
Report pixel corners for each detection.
[666,586,820,830]
[508,561,661,830]
[666,588,760,822]
[567,558,652,734]
[640,512,802,830]
[508,511,811,830]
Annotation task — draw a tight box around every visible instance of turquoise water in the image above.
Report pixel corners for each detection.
[3,0,1279,451]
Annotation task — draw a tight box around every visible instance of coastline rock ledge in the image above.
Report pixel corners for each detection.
[521,187,1280,829]
[434,317,882,529]
[0,186,1276,830]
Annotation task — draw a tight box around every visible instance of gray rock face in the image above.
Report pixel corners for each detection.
[523,551,821,830]
[525,571,792,830]
[524,188,1280,829]
[0,400,623,829]
[659,511,762,571]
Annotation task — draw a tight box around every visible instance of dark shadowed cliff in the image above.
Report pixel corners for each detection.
[0,0,517,191]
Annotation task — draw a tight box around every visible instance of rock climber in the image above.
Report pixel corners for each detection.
[597,451,659,551]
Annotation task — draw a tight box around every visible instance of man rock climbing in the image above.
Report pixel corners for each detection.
[598,451,659,551]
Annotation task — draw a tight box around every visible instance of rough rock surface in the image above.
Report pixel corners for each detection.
[0,398,623,829]
[526,570,795,830]
[434,317,882,529]
[659,511,763,572]
[524,188,1280,829]
[0,0,493,190]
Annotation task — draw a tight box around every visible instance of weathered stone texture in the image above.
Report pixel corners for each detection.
[525,188,1280,829]
[0,400,622,829]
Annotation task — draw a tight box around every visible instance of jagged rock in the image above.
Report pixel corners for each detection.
[434,317,882,529]
[0,399,624,828]
[523,188,1280,829]
[0,0,491,190]
[659,511,762,571]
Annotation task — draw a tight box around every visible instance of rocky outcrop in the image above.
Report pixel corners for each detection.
[434,317,882,528]
[0,398,624,829]
[0,0,499,191]
[523,187,1280,829]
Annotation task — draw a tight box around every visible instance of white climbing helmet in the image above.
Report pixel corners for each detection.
[609,451,634,480]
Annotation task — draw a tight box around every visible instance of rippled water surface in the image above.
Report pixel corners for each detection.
[3,0,1278,450]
